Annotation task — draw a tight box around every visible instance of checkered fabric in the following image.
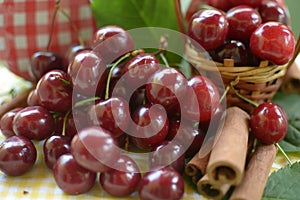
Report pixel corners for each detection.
[0,0,96,81]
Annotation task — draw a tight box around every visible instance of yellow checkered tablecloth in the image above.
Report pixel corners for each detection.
[0,65,295,200]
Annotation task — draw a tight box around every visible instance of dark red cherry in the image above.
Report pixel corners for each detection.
[0,135,36,176]
[146,68,188,114]
[43,135,71,169]
[188,9,229,50]
[250,102,288,144]
[130,104,169,150]
[259,0,289,25]
[207,0,234,11]
[226,5,262,42]
[12,106,54,140]
[53,153,96,195]
[31,51,63,82]
[91,25,134,64]
[67,50,108,98]
[36,70,72,113]
[88,97,130,138]
[228,0,263,7]
[27,89,41,106]
[0,107,22,138]
[139,167,184,200]
[99,155,141,197]
[71,126,120,172]
[64,45,91,70]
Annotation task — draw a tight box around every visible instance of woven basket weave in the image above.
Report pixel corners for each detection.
[185,41,291,113]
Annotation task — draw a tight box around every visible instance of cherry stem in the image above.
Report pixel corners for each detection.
[276,143,292,166]
[62,109,71,136]
[58,6,84,46]
[174,0,185,34]
[219,85,230,104]
[230,83,259,107]
[56,76,71,86]
[73,96,101,108]
[104,49,144,99]
[46,0,60,51]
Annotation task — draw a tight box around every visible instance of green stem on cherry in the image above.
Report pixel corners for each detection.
[62,109,71,136]
[219,85,230,104]
[58,6,84,46]
[73,96,101,108]
[104,49,144,99]
[276,143,292,166]
[46,0,60,51]
[55,76,71,86]
[230,83,259,107]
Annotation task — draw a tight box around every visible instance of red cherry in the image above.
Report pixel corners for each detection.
[250,22,295,65]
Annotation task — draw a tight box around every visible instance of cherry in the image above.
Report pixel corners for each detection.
[36,70,73,113]
[212,40,248,66]
[71,126,120,172]
[0,107,22,138]
[207,0,233,11]
[67,50,108,98]
[88,97,130,138]
[149,140,185,173]
[27,89,41,106]
[99,155,141,197]
[0,135,36,176]
[250,102,288,144]
[53,153,96,195]
[250,22,295,65]
[228,0,263,7]
[139,167,184,200]
[43,135,71,169]
[146,68,188,114]
[123,53,160,86]
[91,25,134,64]
[185,0,208,22]
[188,9,229,50]
[226,5,262,42]
[12,106,54,141]
[182,75,220,122]
[31,51,63,82]
[64,44,91,70]
[130,104,169,150]
[259,0,289,25]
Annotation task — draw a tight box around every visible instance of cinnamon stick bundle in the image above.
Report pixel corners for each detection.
[229,144,277,200]
[206,107,250,186]
[197,174,230,200]
[185,152,210,184]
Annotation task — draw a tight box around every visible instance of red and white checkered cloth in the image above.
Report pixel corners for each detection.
[0,0,97,81]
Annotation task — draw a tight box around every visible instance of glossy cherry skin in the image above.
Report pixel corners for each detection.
[53,153,96,195]
[130,104,169,150]
[99,155,141,197]
[64,45,91,70]
[149,140,185,173]
[71,126,120,172]
[67,50,108,98]
[229,0,263,7]
[182,75,220,122]
[43,135,71,169]
[139,167,184,200]
[0,107,22,138]
[88,97,130,138]
[12,106,54,140]
[207,0,233,11]
[36,70,73,113]
[146,68,188,114]
[27,89,41,106]
[226,5,262,42]
[91,25,134,64]
[250,102,288,144]
[123,53,160,86]
[259,0,289,25]
[250,22,295,65]
[212,40,248,66]
[188,9,229,50]
[31,51,63,82]
[0,135,36,176]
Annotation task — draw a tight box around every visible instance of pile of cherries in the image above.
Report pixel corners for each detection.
[0,1,291,199]
[187,0,295,66]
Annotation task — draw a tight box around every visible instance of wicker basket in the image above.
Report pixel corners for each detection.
[185,41,291,113]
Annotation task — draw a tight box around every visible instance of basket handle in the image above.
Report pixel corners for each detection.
[174,0,186,34]
[287,34,300,69]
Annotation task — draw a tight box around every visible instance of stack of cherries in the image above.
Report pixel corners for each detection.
[187,0,295,66]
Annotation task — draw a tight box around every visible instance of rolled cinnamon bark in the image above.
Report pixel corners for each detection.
[197,174,230,200]
[207,107,250,186]
[185,152,210,184]
[229,144,277,200]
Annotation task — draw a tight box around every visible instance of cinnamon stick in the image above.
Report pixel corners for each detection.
[207,107,250,186]
[229,144,277,200]
[197,174,230,200]
[185,152,210,184]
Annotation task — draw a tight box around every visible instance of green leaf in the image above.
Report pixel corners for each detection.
[90,0,179,30]
[262,162,300,200]
[272,92,300,153]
